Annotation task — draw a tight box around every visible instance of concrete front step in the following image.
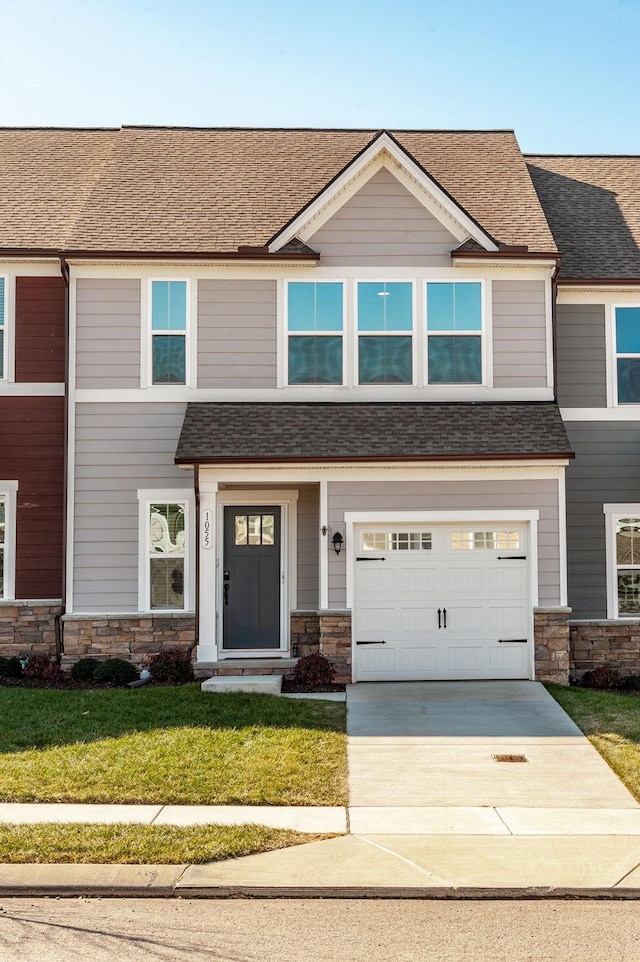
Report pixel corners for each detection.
[194,658,296,679]
[201,674,283,695]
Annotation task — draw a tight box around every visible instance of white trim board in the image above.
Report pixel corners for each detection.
[603,504,640,620]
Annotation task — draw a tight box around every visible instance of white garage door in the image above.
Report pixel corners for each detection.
[354,524,531,681]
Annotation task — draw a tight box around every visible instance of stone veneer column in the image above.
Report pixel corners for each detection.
[318,611,352,684]
[534,607,571,684]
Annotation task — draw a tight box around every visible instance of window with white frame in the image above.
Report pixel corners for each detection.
[615,307,640,404]
[287,281,344,384]
[0,276,6,380]
[0,484,17,600]
[140,498,191,611]
[150,280,188,385]
[357,282,413,384]
[426,282,483,384]
[605,509,640,618]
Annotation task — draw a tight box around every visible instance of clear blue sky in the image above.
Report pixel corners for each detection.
[2,0,639,153]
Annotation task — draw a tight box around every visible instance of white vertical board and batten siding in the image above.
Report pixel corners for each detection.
[73,402,190,611]
[76,279,141,389]
[492,280,548,388]
[308,168,457,267]
[326,480,560,609]
[198,280,277,388]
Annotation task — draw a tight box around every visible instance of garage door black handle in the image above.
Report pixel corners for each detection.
[356,640,386,645]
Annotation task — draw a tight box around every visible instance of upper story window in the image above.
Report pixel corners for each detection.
[287,281,343,384]
[357,282,413,384]
[615,307,640,404]
[150,280,188,385]
[426,282,482,384]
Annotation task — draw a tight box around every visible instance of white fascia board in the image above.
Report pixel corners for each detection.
[0,383,65,397]
[201,463,568,485]
[269,133,498,254]
[345,509,540,524]
[561,407,640,421]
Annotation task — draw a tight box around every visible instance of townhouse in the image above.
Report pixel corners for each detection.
[0,126,637,684]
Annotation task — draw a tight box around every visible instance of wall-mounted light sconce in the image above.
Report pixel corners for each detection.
[321,525,328,536]
[331,531,344,555]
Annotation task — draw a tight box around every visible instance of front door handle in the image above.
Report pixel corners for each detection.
[224,583,230,606]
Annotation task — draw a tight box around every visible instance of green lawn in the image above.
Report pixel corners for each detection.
[546,683,640,802]
[0,823,332,864]
[0,684,347,806]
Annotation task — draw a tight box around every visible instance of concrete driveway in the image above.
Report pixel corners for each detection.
[347,681,639,830]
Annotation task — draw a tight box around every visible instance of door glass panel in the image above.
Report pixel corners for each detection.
[234,516,247,545]
[261,515,275,545]
[248,515,262,545]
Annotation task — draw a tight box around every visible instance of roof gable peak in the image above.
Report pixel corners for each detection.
[269,131,498,254]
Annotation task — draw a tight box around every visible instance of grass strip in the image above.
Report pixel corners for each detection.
[0,822,334,864]
[0,685,347,806]
[546,683,640,802]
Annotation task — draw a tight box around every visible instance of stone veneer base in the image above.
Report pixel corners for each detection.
[569,620,640,680]
[0,601,62,659]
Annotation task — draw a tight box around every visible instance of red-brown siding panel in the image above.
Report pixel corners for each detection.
[0,396,64,599]
[15,276,65,383]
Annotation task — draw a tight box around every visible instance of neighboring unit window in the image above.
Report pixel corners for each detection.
[148,503,186,609]
[151,281,187,384]
[615,307,640,403]
[287,282,343,384]
[427,282,482,384]
[0,277,5,380]
[0,496,4,597]
[614,517,640,616]
[450,530,521,551]
[363,531,432,551]
[357,282,413,384]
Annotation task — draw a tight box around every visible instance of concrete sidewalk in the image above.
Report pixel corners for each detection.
[1,681,640,898]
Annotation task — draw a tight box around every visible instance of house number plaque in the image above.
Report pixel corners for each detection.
[201,509,213,549]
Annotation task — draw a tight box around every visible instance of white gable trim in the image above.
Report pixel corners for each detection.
[269,133,498,254]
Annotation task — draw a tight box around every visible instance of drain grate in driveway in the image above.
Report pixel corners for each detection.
[492,753,528,763]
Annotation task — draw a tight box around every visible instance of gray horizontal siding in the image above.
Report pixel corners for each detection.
[297,485,319,609]
[492,280,547,388]
[565,421,640,619]
[73,402,189,612]
[327,479,560,608]
[556,304,607,408]
[308,168,456,267]
[198,280,277,388]
[76,279,141,389]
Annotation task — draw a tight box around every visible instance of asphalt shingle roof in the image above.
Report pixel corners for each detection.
[527,155,640,280]
[175,402,573,464]
[0,127,555,254]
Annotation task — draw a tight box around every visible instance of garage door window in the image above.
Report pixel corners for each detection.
[450,531,521,551]
[363,531,432,551]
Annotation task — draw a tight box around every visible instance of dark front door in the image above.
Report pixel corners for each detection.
[222,506,281,650]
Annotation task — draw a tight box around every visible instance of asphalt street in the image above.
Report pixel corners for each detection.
[0,898,639,962]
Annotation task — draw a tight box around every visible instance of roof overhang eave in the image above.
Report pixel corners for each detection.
[175,452,575,467]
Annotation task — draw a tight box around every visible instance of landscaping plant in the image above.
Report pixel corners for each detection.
[147,646,194,684]
[292,652,336,690]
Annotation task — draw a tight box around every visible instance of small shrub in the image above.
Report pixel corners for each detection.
[147,647,194,684]
[292,652,336,689]
[618,674,640,692]
[70,657,100,681]
[0,655,22,678]
[23,653,54,679]
[581,666,622,690]
[93,658,138,686]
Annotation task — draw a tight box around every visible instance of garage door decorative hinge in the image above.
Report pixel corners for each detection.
[356,640,386,645]
[497,555,526,560]
[356,556,386,561]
